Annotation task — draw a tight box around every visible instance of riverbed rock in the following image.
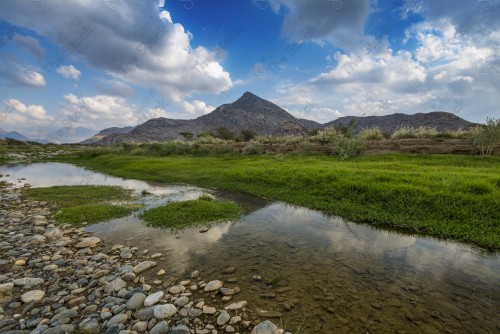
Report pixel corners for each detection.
[144,291,164,307]
[13,277,44,286]
[76,237,102,248]
[133,261,157,274]
[217,310,230,325]
[21,290,45,303]
[150,320,169,334]
[153,304,177,319]
[225,300,247,310]
[204,280,224,292]
[125,292,147,310]
[0,283,14,296]
[251,320,279,334]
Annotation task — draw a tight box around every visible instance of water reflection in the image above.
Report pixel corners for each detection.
[1,162,498,333]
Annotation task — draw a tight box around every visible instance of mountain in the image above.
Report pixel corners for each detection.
[324,112,476,134]
[38,127,98,144]
[0,128,6,133]
[0,131,31,141]
[93,92,477,145]
[97,92,321,145]
[80,126,134,144]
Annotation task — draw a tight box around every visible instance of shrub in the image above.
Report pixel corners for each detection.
[240,129,257,141]
[252,135,305,145]
[472,117,500,155]
[333,137,364,160]
[359,127,384,140]
[309,126,344,144]
[179,132,194,140]
[414,126,438,138]
[215,127,236,140]
[241,143,266,155]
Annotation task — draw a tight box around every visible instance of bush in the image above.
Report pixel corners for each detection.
[240,129,257,141]
[215,127,236,140]
[252,135,305,145]
[414,126,438,138]
[333,137,364,160]
[359,127,384,140]
[309,127,344,144]
[472,118,500,155]
[241,143,266,155]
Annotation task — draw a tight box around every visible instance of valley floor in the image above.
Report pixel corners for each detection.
[58,153,500,249]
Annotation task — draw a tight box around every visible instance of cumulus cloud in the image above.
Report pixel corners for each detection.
[56,65,81,80]
[12,33,45,59]
[96,79,134,97]
[179,100,215,116]
[60,94,138,128]
[1,98,53,125]
[269,2,500,123]
[0,0,232,101]
[0,59,46,87]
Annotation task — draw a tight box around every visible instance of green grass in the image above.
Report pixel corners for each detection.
[56,153,500,248]
[25,185,136,225]
[141,199,243,228]
[54,204,135,225]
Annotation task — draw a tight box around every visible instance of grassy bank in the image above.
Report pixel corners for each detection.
[58,153,500,248]
[25,185,137,225]
[141,198,243,229]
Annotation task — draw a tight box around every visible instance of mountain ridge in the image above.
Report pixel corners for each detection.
[90,92,477,145]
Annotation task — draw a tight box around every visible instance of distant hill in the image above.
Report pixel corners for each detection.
[80,126,134,144]
[39,127,98,144]
[0,128,6,133]
[0,131,31,141]
[324,112,477,134]
[97,92,321,145]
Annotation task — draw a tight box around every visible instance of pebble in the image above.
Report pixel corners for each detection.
[153,304,177,319]
[133,261,157,274]
[125,293,147,310]
[217,310,230,325]
[20,290,45,303]
[204,280,224,292]
[144,291,164,307]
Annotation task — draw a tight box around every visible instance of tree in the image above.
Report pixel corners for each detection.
[240,129,257,141]
[179,132,193,140]
[215,127,236,140]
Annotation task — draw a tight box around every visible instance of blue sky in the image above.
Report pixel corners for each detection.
[0,0,499,136]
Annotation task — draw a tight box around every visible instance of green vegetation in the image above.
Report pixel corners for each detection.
[59,153,500,248]
[359,127,385,140]
[141,198,243,228]
[0,139,76,163]
[53,204,135,225]
[25,185,136,225]
[471,117,500,155]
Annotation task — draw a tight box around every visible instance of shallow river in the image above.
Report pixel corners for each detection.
[1,162,498,333]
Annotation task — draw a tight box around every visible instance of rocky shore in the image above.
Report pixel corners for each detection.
[0,178,288,334]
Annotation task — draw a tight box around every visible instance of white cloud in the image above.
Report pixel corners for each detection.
[60,94,138,128]
[12,33,45,59]
[179,100,215,116]
[0,1,232,102]
[56,65,81,80]
[271,13,500,123]
[1,99,53,126]
[0,60,46,88]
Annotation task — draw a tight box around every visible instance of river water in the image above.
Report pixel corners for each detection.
[0,162,498,333]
